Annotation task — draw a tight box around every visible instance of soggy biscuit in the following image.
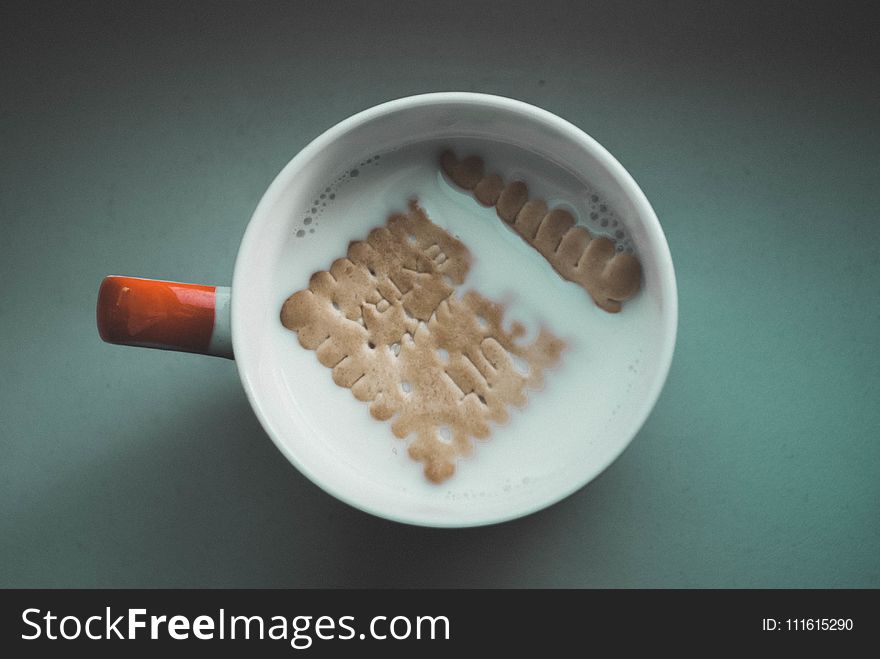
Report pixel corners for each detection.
[474,174,504,207]
[281,200,564,483]
[579,237,641,312]
[439,151,642,313]
[496,180,529,223]
[515,200,549,240]
[440,151,484,190]
[534,208,576,259]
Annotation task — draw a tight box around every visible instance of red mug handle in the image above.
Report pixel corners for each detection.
[96,276,233,359]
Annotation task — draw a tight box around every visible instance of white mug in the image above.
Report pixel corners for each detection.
[97,92,677,527]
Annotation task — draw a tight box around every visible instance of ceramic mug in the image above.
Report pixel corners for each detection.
[97,92,677,527]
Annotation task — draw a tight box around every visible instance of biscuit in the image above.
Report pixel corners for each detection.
[281,201,564,483]
[440,150,642,313]
[474,174,504,207]
[496,180,529,222]
[440,152,484,190]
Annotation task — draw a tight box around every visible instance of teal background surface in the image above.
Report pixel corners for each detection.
[1,1,877,587]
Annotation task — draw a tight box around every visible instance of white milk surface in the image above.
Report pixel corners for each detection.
[265,138,662,507]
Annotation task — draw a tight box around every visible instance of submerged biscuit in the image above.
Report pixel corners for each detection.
[281,201,564,483]
[440,150,642,313]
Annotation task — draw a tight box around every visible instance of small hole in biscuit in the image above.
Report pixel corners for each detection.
[368,341,376,349]
[332,301,340,310]
[368,267,376,276]
[401,381,412,393]
[438,426,452,444]
[477,394,487,405]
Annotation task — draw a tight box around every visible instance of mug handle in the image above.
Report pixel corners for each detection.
[96,276,233,359]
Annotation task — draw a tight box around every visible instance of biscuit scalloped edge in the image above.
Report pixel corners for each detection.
[440,150,642,313]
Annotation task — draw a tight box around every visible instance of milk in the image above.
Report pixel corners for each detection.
[269,138,661,501]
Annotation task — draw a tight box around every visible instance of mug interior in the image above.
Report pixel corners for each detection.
[232,93,677,527]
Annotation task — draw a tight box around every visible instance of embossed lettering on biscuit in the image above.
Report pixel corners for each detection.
[280,200,564,484]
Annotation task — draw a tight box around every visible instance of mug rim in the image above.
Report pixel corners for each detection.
[231,92,678,527]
